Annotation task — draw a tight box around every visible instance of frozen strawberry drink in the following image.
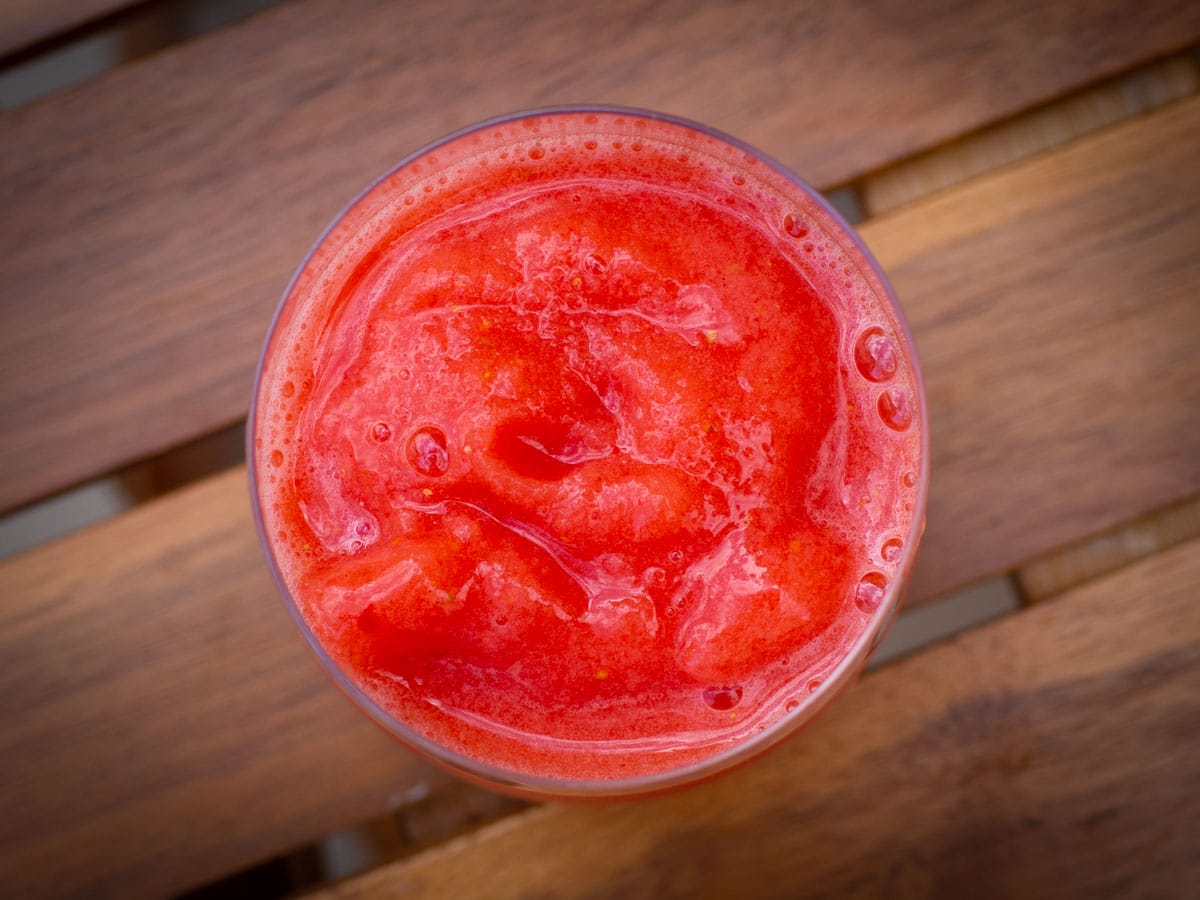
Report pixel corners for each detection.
[250,108,926,796]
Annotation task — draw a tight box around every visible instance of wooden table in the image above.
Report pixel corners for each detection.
[2,2,1198,897]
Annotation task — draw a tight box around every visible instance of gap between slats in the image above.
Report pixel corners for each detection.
[0,0,284,104]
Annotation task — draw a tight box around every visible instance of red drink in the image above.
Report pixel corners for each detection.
[250,109,926,796]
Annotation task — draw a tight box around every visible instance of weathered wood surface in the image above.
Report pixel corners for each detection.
[860,53,1200,215]
[863,96,1200,601]
[1,92,1197,898]
[319,537,1200,899]
[4,0,1199,512]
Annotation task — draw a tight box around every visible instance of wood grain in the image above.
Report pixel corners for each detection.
[4,0,1200,513]
[860,53,1200,216]
[0,468,451,900]
[861,95,1200,601]
[318,537,1200,899]
[2,95,1199,897]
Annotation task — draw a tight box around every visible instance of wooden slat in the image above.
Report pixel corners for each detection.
[1017,494,1200,604]
[318,537,1200,899]
[861,53,1200,216]
[0,0,135,61]
[3,92,1198,900]
[862,95,1200,602]
[0,468,451,900]
[4,0,1200,513]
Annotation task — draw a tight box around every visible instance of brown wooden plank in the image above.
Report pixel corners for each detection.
[0,467,451,900]
[3,91,1199,900]
[0,0,135,60]
[317,537,1200,899]
[4,0,1199,513]
[861,95,1200,601]
[1017,493,1200,604]
[861,52,1200,216]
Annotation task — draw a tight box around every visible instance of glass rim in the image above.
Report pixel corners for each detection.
[247,104,931,798]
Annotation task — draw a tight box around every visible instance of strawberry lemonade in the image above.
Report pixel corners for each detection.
[250,108,927,795]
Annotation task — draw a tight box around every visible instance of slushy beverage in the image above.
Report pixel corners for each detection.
[250,108,925,795]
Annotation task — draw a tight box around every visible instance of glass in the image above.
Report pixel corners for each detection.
[248,107,928,798]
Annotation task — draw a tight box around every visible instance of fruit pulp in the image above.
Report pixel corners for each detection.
[251,110,925,789]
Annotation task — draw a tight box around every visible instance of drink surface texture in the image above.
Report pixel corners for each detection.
[253,110,924,786]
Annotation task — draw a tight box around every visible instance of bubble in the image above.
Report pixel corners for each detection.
[495,614,509,626]
[584,139,598,150]
[881,537,904,563]
[803,242,814,253]
[785,699,800,713]
[356,521,373,537]
[902,471,916,488]
[807,679,822,694]
[631,142,643,152]
[854,572,889,613]
[407,426,449,477]
[732,174,746,186]
[528,146,545,160]
[349,540,363,553]
[854,328,898,382]
[269,449,284,468]
[878,388,913,431]
[782,213,809,238]
[371,422,392,442]
[612,141,623,150]
[281,380,296,398]
[702,685,743,710]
